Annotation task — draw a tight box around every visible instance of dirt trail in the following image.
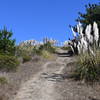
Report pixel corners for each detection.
[13,50,100,100]
[13,50,70,100]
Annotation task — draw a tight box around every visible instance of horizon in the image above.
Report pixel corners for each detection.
[0,0,99,44]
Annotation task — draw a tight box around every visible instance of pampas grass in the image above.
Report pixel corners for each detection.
[67,22,99,55]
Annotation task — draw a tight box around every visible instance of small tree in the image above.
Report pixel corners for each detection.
[0,27,16,55]
[72,3,100,36]
[76,3,100,30]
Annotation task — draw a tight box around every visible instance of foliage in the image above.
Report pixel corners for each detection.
[17,39,56,58]
[16,46,31,57]
[32,42,56,56]
[73,3,100,33]
[74,51,100,82]
[0,77,8,85]
[39,42,56,53]
[32,46,42,55]
[22,55,32,63]
[0,55,20,71]
[0,27,16,55]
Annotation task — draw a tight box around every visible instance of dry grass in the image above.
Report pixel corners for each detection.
[0,56,48,100]
[41,50,55,59]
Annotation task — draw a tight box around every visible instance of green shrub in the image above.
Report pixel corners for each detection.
[16,46,33,57]
[23,55,32,63]
[74,51,100,82]
[32,42,56,56]
[39,42,56,53]
[0,27,16,55]
[0,77,8,84]
[0,55,20,71]
[32,46,42,55]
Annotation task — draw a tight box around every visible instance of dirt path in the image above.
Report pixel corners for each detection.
[13,50,100,100]
[13,52,70,100]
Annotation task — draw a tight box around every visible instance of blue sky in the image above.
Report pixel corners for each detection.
[0,0,99,43]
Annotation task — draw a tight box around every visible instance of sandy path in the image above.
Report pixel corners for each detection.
[13,54,68,100]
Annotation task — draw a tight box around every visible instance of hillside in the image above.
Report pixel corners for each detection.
[9,50,100,100]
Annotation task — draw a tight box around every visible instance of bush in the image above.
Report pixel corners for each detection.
[22,55,32,63]
[41,50,53,59]
[32,46,42,55]
[0,77,8,85]
[74,51,100,82]
[0,55,20,71]
[32,42,56,56]
[39,42,56,53]
[16,46,33,57]
[0,27,16,55]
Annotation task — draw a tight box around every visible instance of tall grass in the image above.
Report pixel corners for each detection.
[67,22,99,55]
[74,51,100,82]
